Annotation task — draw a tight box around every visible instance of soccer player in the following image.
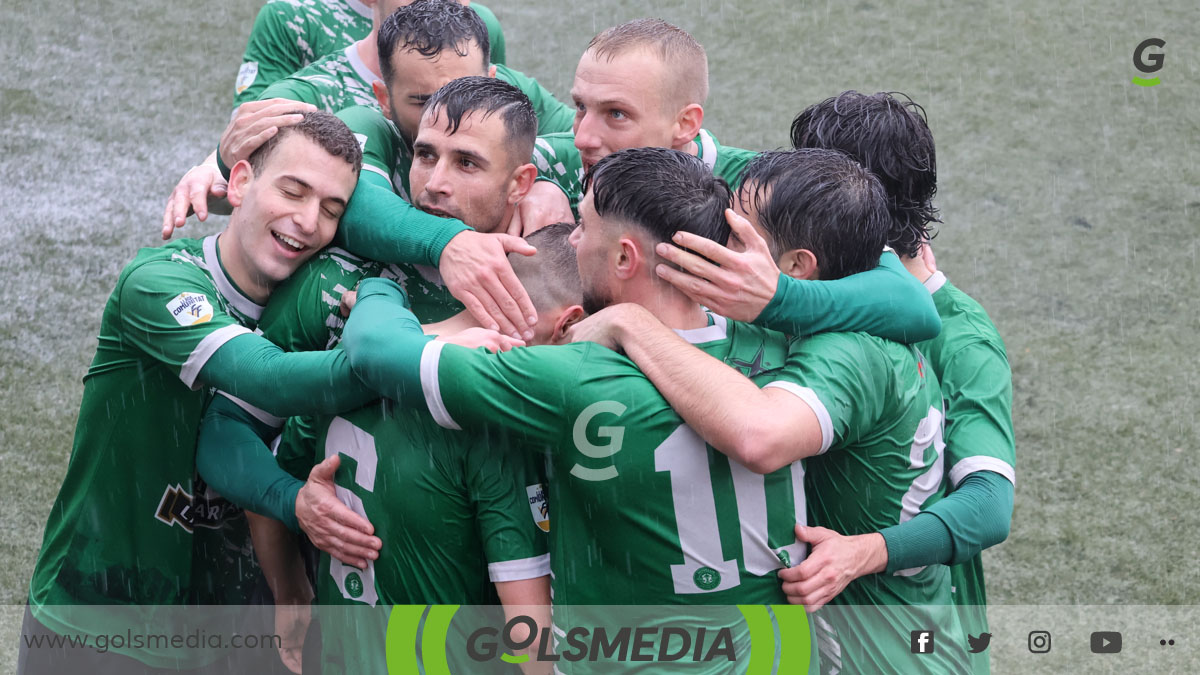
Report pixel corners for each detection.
[267,224,582,674]
[195,75,546,543]
[523,18,757,220]
[233,0,509,108]
[787,91,1015,674]
[164,0,568,341]
[566,148,971,674]
[340,147,819,672]
[18,112,383,672]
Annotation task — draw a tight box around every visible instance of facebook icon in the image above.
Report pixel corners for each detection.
[911,630,936,654]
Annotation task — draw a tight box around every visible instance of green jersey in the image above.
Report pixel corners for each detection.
[917,272,1015,674]
[420,315,806,605]
[28,236,263,663]
[531,129,757,214]
[234,1,509,107]
[257,43,379,112]
[767,332,967,674]
[233,0,373,107]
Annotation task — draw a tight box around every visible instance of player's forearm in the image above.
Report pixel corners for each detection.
[332,173,470,267]
[196,394,302,530]
[245,511,312,604]
[342,277,433,405]
[610,305,807,473]
[756,252,941,343]
[880,472,1013,572]
[199,333,377,416]
[496,577,552,675]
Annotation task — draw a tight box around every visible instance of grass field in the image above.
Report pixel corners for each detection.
[1,0,1198,670]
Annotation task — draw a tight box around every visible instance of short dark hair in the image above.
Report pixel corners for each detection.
[738,149,889,280]
[586,146,731,249]
[378,0,490,86]
[248,110,362,175]
[423,76,538,161]
[508,222,582,312]
[790,91,938,258]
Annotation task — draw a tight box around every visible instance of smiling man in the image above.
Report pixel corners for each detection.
[19,111,381,673]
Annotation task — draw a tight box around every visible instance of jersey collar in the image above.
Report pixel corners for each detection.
[204,235,265,320]
[343,44,379,86]
[673,312,727,344]
[924,270,947,295]
[694,129,718,171]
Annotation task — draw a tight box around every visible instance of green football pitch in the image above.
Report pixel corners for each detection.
[1,0,1197,670]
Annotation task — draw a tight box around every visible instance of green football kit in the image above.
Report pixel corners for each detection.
[342,277,817,673]
[765,331,968,674]
[274,402,550,674]
[26,236,371,666]
[233,0,509,107]
[531,129,758,214]
[255,43,380,113]
[917,271,1016,674]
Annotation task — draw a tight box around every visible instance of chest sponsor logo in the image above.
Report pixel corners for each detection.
[526,483,549,532]
[154,481,241,533]
[236,61,259,94]
[166,292,213,326]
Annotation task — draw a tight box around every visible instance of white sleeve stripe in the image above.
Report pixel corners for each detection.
[763,381,834,454]
[180,324,252,390]
[488,553,551,582]
[217,391,284,428]
[948,456,1016,488]
[924,270,948,295]
[420,340,460,430]
[360,163,394,188]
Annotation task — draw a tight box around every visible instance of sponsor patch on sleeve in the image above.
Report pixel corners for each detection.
[236,61,259,94]
[527,483,549,532]
[166,292,214,326]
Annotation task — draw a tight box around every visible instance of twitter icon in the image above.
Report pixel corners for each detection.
[967,633,993,653]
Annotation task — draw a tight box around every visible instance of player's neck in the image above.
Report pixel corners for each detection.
[214,231,271,305]
[422,311,478,338]
[357,36,382,79]
[619,281,709,331]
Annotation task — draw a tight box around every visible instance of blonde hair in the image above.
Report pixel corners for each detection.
[587,18,709,111]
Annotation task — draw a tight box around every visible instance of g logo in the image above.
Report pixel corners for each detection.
[1132,38,1165,87]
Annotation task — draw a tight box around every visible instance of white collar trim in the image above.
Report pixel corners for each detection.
[343,44,379,84]
[673,312,728,344]
[204,235,264,320]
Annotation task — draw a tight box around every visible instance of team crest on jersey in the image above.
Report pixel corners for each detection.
[526,483,549,532]
[166,292,213,326]
[236,61,259,94]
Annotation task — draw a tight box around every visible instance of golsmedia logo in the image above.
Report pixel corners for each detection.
[467,615,736,664]
[1132,38,1165,87]
[385,605,812,674]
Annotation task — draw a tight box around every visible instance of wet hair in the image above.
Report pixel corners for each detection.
[738,149,890,280]
[587,18,709,109]
[508,222,582,312]
[586,146,731,248]
[789,91,938,258]
[248,110,362,175]
[423,76,538,162]
[378,0,490,86]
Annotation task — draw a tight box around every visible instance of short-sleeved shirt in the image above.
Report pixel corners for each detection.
[233,0,509,107]
[766,332,968,674]
[918,272,1015,674]
[531,129,758,214]
[28,235,263,664]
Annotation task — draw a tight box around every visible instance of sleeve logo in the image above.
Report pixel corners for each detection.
[526,483,550,532]
[354,133,368,151]
[166,292,214,326]
[236,61,259,94]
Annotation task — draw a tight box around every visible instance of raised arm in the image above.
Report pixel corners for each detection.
[568,303,824,473]
[654,209,941,343]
